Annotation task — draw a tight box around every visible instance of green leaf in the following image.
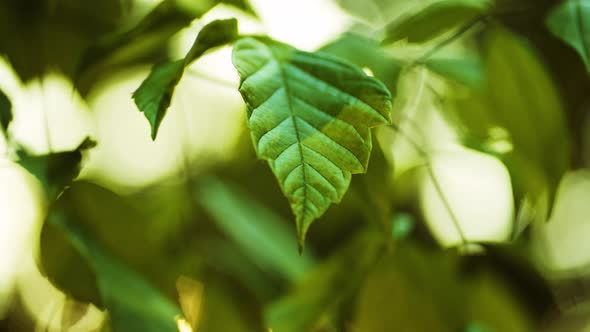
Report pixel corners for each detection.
[320,33,403,97]
[353,247,460,332]
[546,0,590,72]
[16,137,96,199]
[0,88,12,134]
[265,230,383,332]
[132,60,185,140]
[382,0,491,44]
[452,26,571,219]
[423,55,484,87]
[39,181,188,308]
[231,37,392,246]
[76,0,253,76]
[196,177,315,282]
[133,18,238,139]
[46,211,181,332]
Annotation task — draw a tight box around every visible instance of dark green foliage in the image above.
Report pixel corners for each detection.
[452,26,571,207]
[44,208,181,332]
[423,55,484,87]
[133,18,238,139]
[546,0,590,72]
[76,0,252,77]
[320,33,403,96]
[16,137,96,199]
[382,0,492,44]
[0,88,12,134]
[196,178,315,281]
[265,230,384,332]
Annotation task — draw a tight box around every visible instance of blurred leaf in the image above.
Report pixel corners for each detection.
[0,0,123,80]
[352,246,459,332]
[537,169,590,273]
[320,33,403,97]
[464,269,535,332]
[196,278,265,332]
[464,323,493,332]
[39,181,195,302]
[231,37,393,247]
[265,230,383,332]
[546,0,590,72]
[452,25,571,213]
[40,209,102,307]
[196,177,315,282]
[176,276,203,329]
[133,18,238,139]
[77,0,251,76]
[353,241,535,332]
[0,88,12,134]
[423,55,484,87]
[333,0,400,24]
[382,0,491,44]
[61,300,90,331]
[16,137,96,199]
[46,211,181,332]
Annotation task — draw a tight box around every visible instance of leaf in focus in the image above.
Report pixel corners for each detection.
[0,88,12,134]
[231,37,392,246]
[16,137,96,199]
[46,211,181,332]
[133,18,238,139]
[546,0,590,72]
[382,0,491,44]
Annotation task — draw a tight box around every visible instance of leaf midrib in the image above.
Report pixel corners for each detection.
[270,47,310,223]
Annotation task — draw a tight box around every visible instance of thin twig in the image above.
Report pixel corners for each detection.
[41,77,54,153]
[186,69,237,90]
[414,15,488,65]
[389,123,468,245]
[389,68,467,245]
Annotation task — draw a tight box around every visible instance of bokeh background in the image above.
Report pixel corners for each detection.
[1,0,590,331]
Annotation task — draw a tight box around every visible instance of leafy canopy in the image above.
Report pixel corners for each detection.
[231,37,392,247]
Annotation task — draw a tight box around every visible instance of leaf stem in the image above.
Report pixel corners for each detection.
[42,77,54,153]
[389,68,467,245]
[186,69,237,89]
[414,15,488,65]
[389,123,468,246]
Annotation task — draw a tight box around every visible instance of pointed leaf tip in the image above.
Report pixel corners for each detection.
[546,0,590,72]
[134,18,240,140]
[232,37,392,247]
